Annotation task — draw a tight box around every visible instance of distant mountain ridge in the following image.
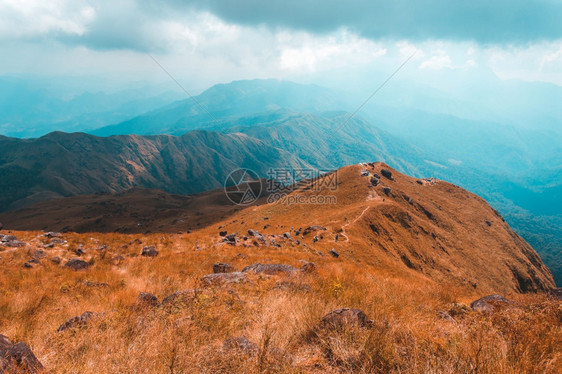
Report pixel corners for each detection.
[90,79,347,136]
[0,130,310,211]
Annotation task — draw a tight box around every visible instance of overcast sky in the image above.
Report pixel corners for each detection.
[1,0,562,91]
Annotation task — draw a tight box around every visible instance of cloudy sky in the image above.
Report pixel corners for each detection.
[1,0,562,91]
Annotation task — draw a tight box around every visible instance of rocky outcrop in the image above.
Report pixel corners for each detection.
[470,295,511,312]
[134,292,159,309]
[64,258,90,271]
[241,263,298,275]
[57,312,94,332]
[213,263,235,273]
[302,226,326,235]
[0,334,44,373]
[201,272,248,286]
[141,246,158,257]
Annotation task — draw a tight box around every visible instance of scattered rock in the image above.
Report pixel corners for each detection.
[370,176,380,186]
[330,249,339,258]
[50,238,67,245]
[302,225,326,235]
[416,180,423,185]
[213,263,235,273]
[201,272,248,287]
[300,261,317,273]
[64,258,90,271]
[383,187,392,195]
[111,255,125,265]
[219,231,227,237]
[1,235,17,242]
[134,292,159,308]
[222,336,258,356]
[57,311,94,332]
[0,336,44,373]
[223,233,237,245]
[320,308,373,329]
[50,256,61,264]
[485,220,492,227]
[161,290,197,307]
[470,295,510,312]
[242,263,298,275]
[380,169,394,180]
[282,232,291,239]
[76,247,86,256]
[33,250,46,259]
[44,232,62,238]
[8,241,26,248]
[141,246,158,257]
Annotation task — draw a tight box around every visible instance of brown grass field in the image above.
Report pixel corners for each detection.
[1,163,560,373]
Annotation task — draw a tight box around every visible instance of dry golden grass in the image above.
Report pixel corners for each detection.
[1,163,560,373]
[0,229,560,373]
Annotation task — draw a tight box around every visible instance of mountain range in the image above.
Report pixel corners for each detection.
[0,78,560,284]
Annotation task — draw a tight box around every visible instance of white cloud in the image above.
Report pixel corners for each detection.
[279,31,386,72]
[0,0,94,39]
[420,54,453,70]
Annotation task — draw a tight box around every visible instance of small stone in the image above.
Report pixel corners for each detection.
[0,341,44,373]
[57,311,94,332]
[50,256,61,264]
[64,258,90,271]
[241,263,298,275]
[302,225,326,235]
[1,235,16,242]
[330,249,339,258]
[470,295,510,312]
[134,292,159,308]
[380,169,394,180]
[201,272,248,287]
[141,246,158,257]
[223,233,237,244]
[33,250,46,259]
[219,231,227,237]
[300,261,317,273]
[383,187,391,195]
[213,263,235,273]
[44,232,62,238]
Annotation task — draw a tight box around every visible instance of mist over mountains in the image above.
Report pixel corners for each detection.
[0,77,561,284]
